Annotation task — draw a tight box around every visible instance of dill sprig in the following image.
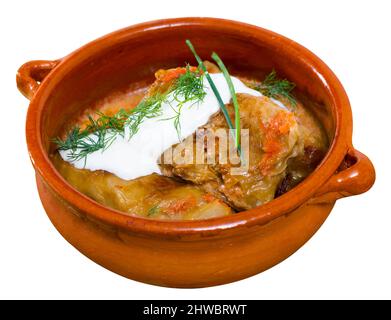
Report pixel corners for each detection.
[53,65,206,162]
[168,65,206,139]
[53,116,126,163]
[94,109,130,133]
[54,108,135,162]
[255,70,296,105]
[174,65,205,100]
[126,93,166,139]
[53,95,167,163]
[147,205,159,217]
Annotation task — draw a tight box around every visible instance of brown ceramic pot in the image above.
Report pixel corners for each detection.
[17,18,375,288]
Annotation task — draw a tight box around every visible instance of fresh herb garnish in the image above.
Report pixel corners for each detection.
[254,70,296,105]
[165,65,206,139]
[53,112,129,163]
[54,65,206,162]
[211,52,241,151]
[147,205,159,217]
[53,102,164,163]
[126,93,166,139]
[185,40,241,156]
[185,40,235,131]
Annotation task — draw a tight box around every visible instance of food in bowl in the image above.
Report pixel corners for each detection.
[51,41,328,220]
[17,18,375,287]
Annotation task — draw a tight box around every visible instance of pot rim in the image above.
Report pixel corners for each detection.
[26,17,352,237]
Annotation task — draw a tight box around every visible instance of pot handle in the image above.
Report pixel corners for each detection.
[16,59,60,100]
[312,148,375,202]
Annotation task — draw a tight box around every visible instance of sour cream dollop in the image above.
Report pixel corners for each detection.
[60,74,277,180]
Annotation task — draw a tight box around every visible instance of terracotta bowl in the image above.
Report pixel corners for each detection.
[17,18,375,288]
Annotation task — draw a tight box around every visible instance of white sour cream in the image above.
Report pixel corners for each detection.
[60,73,269,180]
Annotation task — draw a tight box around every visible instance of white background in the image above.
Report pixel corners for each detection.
[1,0,390,300]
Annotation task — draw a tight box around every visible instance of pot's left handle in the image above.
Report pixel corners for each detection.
[16,60,61,100]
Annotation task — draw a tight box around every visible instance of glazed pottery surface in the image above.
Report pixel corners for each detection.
[17,18,375,287]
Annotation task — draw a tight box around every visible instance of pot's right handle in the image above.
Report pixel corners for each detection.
[16,59,60,100]
[312,148,375,203]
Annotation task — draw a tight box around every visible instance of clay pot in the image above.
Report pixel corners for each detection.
[17,18,375,288]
